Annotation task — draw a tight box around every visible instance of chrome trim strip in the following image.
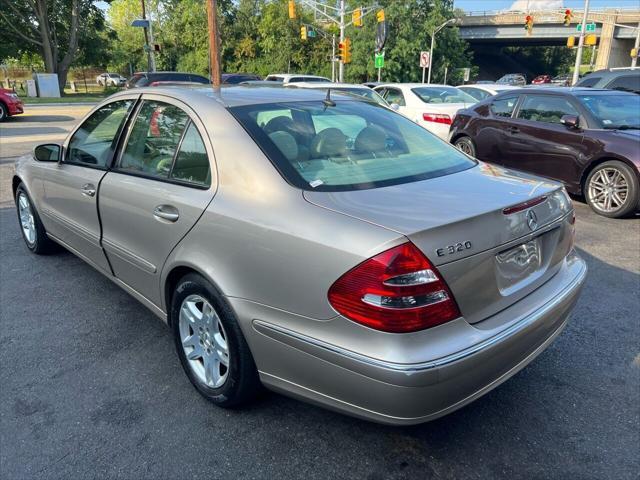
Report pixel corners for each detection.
[253,258,586,374]
[102,238,157,274]
[41,208,100,246]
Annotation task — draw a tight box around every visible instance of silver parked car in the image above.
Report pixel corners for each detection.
[13,86,586,425]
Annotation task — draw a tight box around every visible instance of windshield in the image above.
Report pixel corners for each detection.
[411,86,476,104]
[229,100,475,191]
[578,93,640,130]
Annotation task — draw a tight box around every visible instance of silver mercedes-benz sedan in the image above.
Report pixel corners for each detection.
[13,86,586,425]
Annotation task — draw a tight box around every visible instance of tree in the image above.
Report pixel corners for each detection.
[0,0,109,92]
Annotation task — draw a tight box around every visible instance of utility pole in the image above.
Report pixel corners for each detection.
[140,0,155,72]
[338,0,345,82]
[572,0,590,86]
[207,0,221,88]
[632,21,640,69]
[332,34,336,82]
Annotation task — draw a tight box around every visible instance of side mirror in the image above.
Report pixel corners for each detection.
[390,103,400,112]
[33,143,61,162]
[561,115,579,129]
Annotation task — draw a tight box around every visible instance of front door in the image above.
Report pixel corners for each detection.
[38,98,137,273]
[501,94,586,185]
[98,96,216,306]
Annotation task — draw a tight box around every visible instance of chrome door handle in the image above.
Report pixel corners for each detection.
[153,205,179,222]
[81,184,96,197]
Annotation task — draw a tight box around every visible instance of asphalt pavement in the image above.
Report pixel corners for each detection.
[0,107,638,480]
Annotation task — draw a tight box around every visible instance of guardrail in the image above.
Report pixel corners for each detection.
[463,7,640,17]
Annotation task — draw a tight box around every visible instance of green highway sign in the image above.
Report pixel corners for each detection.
[576,23,596,32]
[375,52,384,69]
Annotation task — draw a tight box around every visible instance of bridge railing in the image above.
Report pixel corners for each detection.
[463,7,640,17]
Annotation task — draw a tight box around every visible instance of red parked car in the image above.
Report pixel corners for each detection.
[531,75,552,85]
[0,88,24,121]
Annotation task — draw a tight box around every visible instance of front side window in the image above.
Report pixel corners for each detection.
[171,123,211,186]
[229,100,475,191]
[490,96,518,118]
[517,95,579,124]
[67,100,134,168]
[118,100,190,178]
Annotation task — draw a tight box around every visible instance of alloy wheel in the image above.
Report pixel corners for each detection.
[456,140,473,156]
[178,294,230,388]
[17,192,36,245]
[588,167,628,213]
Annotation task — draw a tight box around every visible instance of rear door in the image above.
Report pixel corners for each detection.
[473,94,520,162]
[501,94,586,184]
[98,95,216,306]
[38,97,137,273]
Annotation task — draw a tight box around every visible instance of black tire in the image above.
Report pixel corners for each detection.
[585,160,639,218]
[171,273,260,407]
[0,102,7,122]
[15,183,57,254]
[454,136,476,157]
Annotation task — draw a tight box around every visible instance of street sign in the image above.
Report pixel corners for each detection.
[576,23,596,32]
[419,51,430,68]
[375,52,385,69]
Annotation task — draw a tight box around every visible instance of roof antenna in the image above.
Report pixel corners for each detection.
[323,88,336,108]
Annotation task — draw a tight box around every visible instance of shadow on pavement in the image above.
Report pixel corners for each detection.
[8,115,77,123]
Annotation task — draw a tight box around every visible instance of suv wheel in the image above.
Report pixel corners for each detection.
[585,161,638,218]
[454,136,476,157]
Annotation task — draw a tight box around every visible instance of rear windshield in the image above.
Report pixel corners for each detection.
[577,93,640,129]
[127,74,146,88]
[229,99,475,192]
[411,86,476,104]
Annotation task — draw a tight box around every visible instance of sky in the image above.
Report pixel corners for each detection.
[454,0,640,12]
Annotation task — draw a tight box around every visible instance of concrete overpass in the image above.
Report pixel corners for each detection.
[458,8,640,69]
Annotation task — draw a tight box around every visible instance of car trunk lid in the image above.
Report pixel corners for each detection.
[304,163,574,324]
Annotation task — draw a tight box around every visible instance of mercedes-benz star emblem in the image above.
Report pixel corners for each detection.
[526,210,538,231]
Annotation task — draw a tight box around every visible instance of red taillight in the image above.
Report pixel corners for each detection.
[328,242,461,333]
[422,113,452,125]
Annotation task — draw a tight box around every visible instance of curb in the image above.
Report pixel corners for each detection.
[22,102,98,107]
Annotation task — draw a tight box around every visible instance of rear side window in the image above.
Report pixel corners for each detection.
[461,87,490,101]
[171,123,211,186]
[606,75,640,93]
[265,76,284,82]
[383,88,406,106]
[67,100,134,168]
[577,76,602,88]
[517,95,579,124]
[229,100,475,192]
[118,101,190,178]
[491,96,518,117]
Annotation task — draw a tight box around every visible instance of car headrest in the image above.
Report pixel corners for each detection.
[354,125,386,153]
[310,128,347,158]
[269,131,299,162]
[264,116,295,134]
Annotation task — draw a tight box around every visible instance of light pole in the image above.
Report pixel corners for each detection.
[632,21,640,69]
[131,18,156,72]
[428,18,456,84]
[572,0,590,86]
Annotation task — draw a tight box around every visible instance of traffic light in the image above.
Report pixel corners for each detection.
[300,25,307,41]
[153,44,160,52]
[338,38,352,64]
[288,0,296,19]
[567,36,575,48]
[376,9,385,23]
[585,34,597,46]
[524,15,533,35]
[564,9,572,26]
[631,48,638,58]
[353,7,363,28]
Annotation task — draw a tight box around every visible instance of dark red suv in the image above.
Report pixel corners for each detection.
[0,88,24,122]
[449,87,640,218]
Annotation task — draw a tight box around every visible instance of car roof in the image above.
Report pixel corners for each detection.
[266,74,329,79]
[111,85,360,108]
[375,83,457,89]
[287,82,369,89]
[460,84,518,91]
[496,86,623,96]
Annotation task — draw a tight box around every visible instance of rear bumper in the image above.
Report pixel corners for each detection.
[236,252,587,425]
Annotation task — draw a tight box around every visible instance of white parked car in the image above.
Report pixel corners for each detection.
[457,83,520,101]
[264,73,331,85]
[374,84,477,140]
[287,82,390,107]
[96,73,126,87]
